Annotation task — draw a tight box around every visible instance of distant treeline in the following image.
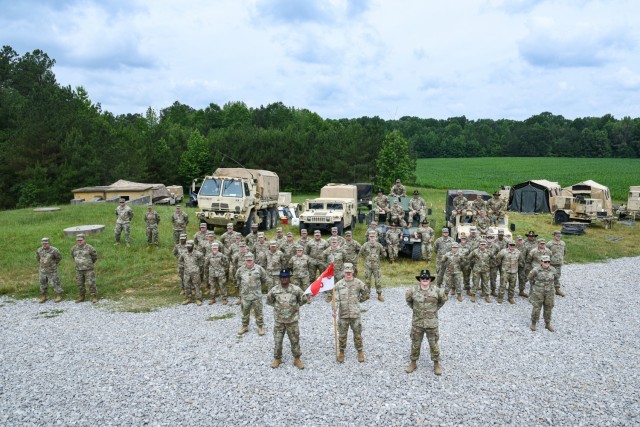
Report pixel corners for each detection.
[1,46,639,210]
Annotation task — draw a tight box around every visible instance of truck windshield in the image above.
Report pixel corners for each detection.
[200,178,221,196]
[327,203,343,210]
[308,202,324,209]
[222,179,243,197]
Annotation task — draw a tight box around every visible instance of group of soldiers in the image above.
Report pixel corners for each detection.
[450,190,508,227]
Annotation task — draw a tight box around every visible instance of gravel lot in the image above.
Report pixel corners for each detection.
[1,257,639,426]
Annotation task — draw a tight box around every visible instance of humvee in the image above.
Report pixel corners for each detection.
[299,184,358,234]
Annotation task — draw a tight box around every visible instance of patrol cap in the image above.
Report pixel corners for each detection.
[395,179,401,183]
[276,227,283,232]
[331,226,338,232]
[479,240,487,245]
[186,240,194,246]
[227,223,234,228]
[286,232,293,237]
[41,237,50,242]
[269,240,277,247]
[329,236,338,243]
[314,230,321,235]
[119,198,126,203]
[345,231,352,236]
[441,227,449,232]
[487,234,495,239]
[469,227,477,232]
[279,269,291,278]
[251,223,259,228]
[451,242,460,248]
[498,229,505,235]
[541,255,551,262]
[377,188,383,193]
[205,230,214,236]
[147,203,153,207]
[211,242,220,248]
[257,232,265,237]
[76,233,85,240]
[179,233,188,239]
[301,228,308,234]
[295,245,303,250]
[175,204,182,208]
[517,235,524,240]
[239,242,247,247]
[368,231,377,237]
[413,190,419,195]
[344,263,355,273]
[199,222,207,228]
[244,253,255,260]
[537,238,546,244]
[508,240,516,246]
[553,230,562,235]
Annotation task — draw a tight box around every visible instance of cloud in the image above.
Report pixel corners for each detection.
[252,0,370,25]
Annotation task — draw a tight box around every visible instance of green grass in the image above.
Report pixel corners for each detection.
[416,158,640,202]
[207,312,236,321]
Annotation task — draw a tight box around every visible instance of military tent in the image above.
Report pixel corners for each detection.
[72,180,172,204]
[560,180,613,216]
[508,180,561,213]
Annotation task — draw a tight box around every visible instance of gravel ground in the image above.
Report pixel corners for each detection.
[1,257,639,426]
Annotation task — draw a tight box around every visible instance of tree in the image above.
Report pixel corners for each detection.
[178,130,211,185]
[375,130,416,190]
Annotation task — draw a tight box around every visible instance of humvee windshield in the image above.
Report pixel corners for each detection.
[200,178,221,196]
[308,202,324,210]
[327,203,343,210]
[222,179,243,197]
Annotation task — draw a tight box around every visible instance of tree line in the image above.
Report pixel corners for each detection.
[1,46,639,210]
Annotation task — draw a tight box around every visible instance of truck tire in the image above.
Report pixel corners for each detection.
[242,212,255,235]
[264,210,272,231]
[351,215,357,230]
[271,207,278,228]
[411,243,422,261]
[554,210,570,225]
[337,220,344,236]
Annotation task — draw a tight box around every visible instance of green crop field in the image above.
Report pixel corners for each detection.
[415,157,640,202]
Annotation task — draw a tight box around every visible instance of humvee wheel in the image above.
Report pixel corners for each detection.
[411,243,422,261]
[554,211,570,225]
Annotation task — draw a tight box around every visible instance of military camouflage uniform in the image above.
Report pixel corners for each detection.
[70,241,98,298]
[220,229,237,253]
[334,276,368,353]
[471,197,486,216]
[296,234,310,250]
[304,237,329,280]
[406,283,447,362]
[527,245,552,289]
[173,241,188,292]
[280,238,297,267]
[497,247,521,300]
[516,240,528,293]
[266,249,285,289]
[408,196,427,224]
[267,282,308,360]
[204,250,229,301]
[487,240,501,295]
[389,204,407,227]
[179,249,204,300]
[438,250,464,295]
[522,237,538,289]
[373,194,390,223]
[342,238,361,275]
[487,196,506,225]
[171,210,189,244]
[245,231,259,250]
[360,239,386,294]
[385,227,403,263]
[144,208,161,246]
[114,204,134,244]
[415,225,434,261]
[475,215,491,235]
[547,237,566,291]
[236,263,269,328]
[323,245,346,282]
[451,194,468,222]
[193,230,209,253]
[36,244,63,296]
[434,234,453,274]
[458,241,472,292]
[469,245,491,297]
[230,248,248,288]
[289,251,311,291]
[528,265,558,327]
[390,183,407,197]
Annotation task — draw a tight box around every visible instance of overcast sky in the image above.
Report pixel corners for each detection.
[2,0,640,120]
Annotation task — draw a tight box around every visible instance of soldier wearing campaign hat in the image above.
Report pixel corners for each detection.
[36,237,63,303]
[528,255,558,332]
[267,269,308,369]
[405,269,447,375]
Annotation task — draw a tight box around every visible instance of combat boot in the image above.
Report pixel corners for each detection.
[258,326,265,336]
[235,298,242,305]
[75,295,85,303]
[222,298,228,305]
[336,352,345,363]
[91,294,98,304]
[450,289,455,295]
[456,294,462,302]
[54,294,63,303]
[508,298,515,304]
[470,295,476,303]
[271,359,281,369]
[293,357,304,369]
[545,323,555,332]
[485,296,490,303]
[466,290,472,296]
[238,326,249,335]
[555,288,566,297]
[39,295,47,304]
[377,293,385,302]
[530,321,537,331]
[519,290,529,298]
[491,290,497,297]
[203,288,210,297]
[181,298,192,305]
[179,289,185,296]
[433,361,442,376]
[209,297,216,305]
[406,360,417,373]
[357,351,366,362]
[497,298,504,304]
[480,291,487,297]
[195,299,202,306]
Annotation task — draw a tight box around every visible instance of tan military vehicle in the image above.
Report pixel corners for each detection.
[617,186,640,220]
[553,180,615,227]
[299,184,358,234]
[195,168,279,234]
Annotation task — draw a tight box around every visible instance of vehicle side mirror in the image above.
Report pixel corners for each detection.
[427,208,432,216]
[510,223,516,232]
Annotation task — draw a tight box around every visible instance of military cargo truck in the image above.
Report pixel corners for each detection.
[195,168,279,234]
[299,184,357,234]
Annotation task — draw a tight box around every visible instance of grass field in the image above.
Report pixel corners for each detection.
[415,157,640,202]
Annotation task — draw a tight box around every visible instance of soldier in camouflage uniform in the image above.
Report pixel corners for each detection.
[220,223,236,253]
[528,255,558,332]
[342,231,361,276]
[457,234,472,295]
[471,194,486,217]
[171,205,189,245]
[245,223,259,250]
[359,231,386,302]
[389,200,407,227]
[289,246,311,295]
[202,231,217,256]
[468,241,492,303]
[227,233,243,260]
[467,227,481,251]
[521,230,539,297]
[405,269,447,375]
[280,232,297,267]
[415,220,434,262]
[296,228,310,249]
[526,239,552,294]
[367,221,381,240]
[486,234,501,296]
[373,188,390,223]
[385,221,402,264]
[144,203,161,247]
[475,210,491,236]
[438,242,464,301]
[329,226,346,247]
[434,228,453,274]
[408,190,427,225]
[267,269,308,369]
[204,242,229,305]
[173,233,188,295]
[70,234,98,303]
[323,237,345,302]
[497,240,520,304]
[236,253,269,336]
[333,263,368,363]
[274,227,286,247]
[451,190,468,224]
[304,230,328,281]
[179,240,204,306]
[114,198,134,246]
[547,231,567,297]
[36,237,63,303]
[390,179,407,197]
[266,241,285,290]
[193,223,210,254]
[230,242,249,305]
[486,192,507,226]
[253,232,270,269]
[515,235,528,297]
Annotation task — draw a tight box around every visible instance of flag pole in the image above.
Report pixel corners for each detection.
[332,287,338,359]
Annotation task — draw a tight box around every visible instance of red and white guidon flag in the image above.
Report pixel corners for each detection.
[304,263,335,296]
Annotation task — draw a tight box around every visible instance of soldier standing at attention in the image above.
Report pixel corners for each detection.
[385,221,402,264]
[468,240,492,303]
[274,227,286,247]
[373,188,390,223]
[70,234,98,303]
[193,222,209,253]
[179,240,204,306]
[245,223,259,250]
[280,232,297,267]
[114,198,134,246]
[475,210,491,235]
[415,220,435,262]
[408,190,427,224]
[486,234,501,297]
[230,242,249,305]
[171,205,189,245]
[296,228,310,249]
[253,232,270,269]
[497,240,520,304]
[266,241,285,290]
[304,230,328,281]
[438,242,464,301]
[515,235,528,297]
[405,269,447,376]
[143,203,161,247]
[323,237,346,302]
[458,234,473,296]
[236,253,269,336]
[204,242,229,305]
[220,223,236,253]
[333,263,368,363]
[360,231,386,301]
[528,255,558,332]
[527,239,552,294]
[267,269,308,369]
[434,228,453,274]
[329,226,346,247]
[547,231,567,297]
[390,179,407,197]
[289,246,311,296]
[521,230,539,297]
[36,237,63,303]
[173,233,188,295]
[342,231,361,276]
